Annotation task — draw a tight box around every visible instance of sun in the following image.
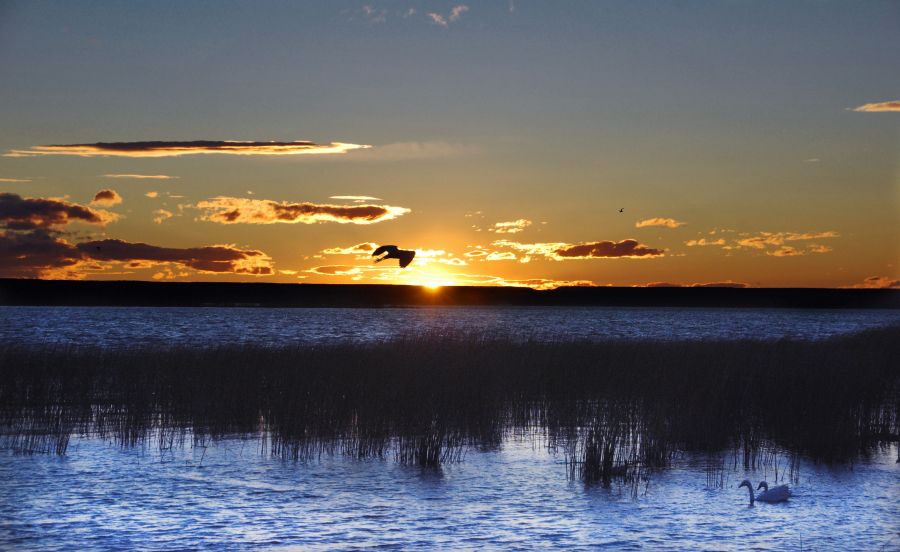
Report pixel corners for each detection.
[424,281,443,290]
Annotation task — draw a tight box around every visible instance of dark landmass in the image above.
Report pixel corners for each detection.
[0,278,898,309]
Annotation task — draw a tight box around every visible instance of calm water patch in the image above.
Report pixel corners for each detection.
[2,306,900,347]
[0,438,896,550]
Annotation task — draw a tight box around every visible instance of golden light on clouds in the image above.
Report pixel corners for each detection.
[5,140,371,158]
[636,217,686,229]
[197,197,410,225]
[851,100,900,113]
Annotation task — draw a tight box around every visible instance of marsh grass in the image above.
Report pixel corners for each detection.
[1,327,897,484]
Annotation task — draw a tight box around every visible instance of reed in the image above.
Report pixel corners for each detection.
[1,326,897,482]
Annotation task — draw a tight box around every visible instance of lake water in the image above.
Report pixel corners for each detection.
[2,306,900,347]
[2,306,899,549]
[0,436,897,550]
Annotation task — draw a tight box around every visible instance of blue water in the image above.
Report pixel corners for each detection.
[2,306,899,549]
[0,437,897,550]
[1,306,899,347]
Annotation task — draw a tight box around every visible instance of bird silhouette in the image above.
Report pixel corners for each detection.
[372,245,415,268]
[618,207,624,213]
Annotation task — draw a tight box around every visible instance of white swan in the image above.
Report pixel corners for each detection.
[738,479,792,504]
[757,481,791,502]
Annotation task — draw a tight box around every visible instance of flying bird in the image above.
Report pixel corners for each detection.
[372,245,415,268]
[618,207,624,213]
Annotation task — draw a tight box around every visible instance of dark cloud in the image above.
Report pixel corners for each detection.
[555,240,664,259]
[92,189,122,206]
[77,240,273,274]
[5,140,370,158]
[197,197,410,225]
[0,231,273,278]
[0,192,117,230]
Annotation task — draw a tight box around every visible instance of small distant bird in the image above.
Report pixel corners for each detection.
[372,245,415,268]
[618,207,624,213]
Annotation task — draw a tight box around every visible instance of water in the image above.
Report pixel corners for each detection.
[2,306,899,347]
[3,306,899,549]
[0,437,897,550]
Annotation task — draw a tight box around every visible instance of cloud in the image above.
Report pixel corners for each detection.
[78,240,273,275]
[145,191,159,198]
[555,240,664,259]
[91,189,122,206]
[0,192,117,230]
[489,219,532,234]
[0,178,31,183]
[321,242,377,255]
[345,141,473,161]
[636,217,686,229]
[640,281,750,288]
[306,265,364,276]
[685,238,725,247]
[768,246,803,257]
[5,140,370,158]
[846,276,900,289]
[851,100,900,113]
[736,231,839,249]
[153,209,174,224]
[0,230,272,278]
[103,174,179,180]
[330,195,382,202]
[197,197,410,225]
[427,4,468,26]
[361,5,387,23]
[485,251,517,261]
[489,239,664,261]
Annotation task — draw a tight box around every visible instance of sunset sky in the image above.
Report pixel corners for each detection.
[1,1,897,288]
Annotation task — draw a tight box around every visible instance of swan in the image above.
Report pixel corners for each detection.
[756,481,791,503]
[738,479,791,504]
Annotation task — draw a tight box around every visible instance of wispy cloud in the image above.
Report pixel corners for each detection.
[493,239,664,260]
[845,276,900,289]
[851,100,900,113]
[0,178,31,183]
[145,191,159,198]
[330,195,383,203]
[636,217,686,229]
[489,219,531,234]
[641,281,750,288]
[361,5,387,23]
[685,238,725,247]
[345,141,473,161]
[6,140,370,158]
[736,231,838,249]
[428,4,468,27]
[91,189,122,206]
[321,242,377,255]
[0,192,117,230]
[197,197,410,225]
[103,174,179,180]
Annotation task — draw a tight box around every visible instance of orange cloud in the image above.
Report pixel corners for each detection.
[490,219,532,234]
[104,174,179,180]
[636,217,686,229]
[736,231,839,249]
[321,242,377,255]
[768,246,803,257]
[91,189,122,206]
[641,281,750,288]
[5,140,370,158]
[153,209,174,224]
[685,238,726,247]
[491,239,664,260]
[197,197,410,225]
[0,178,31,183]
[851,101,900,113]
[0,192,117,230]
[846,276,900,289]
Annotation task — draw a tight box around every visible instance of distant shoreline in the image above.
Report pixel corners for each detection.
[1,278,898,309]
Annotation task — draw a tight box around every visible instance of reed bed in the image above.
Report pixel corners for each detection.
[1,326,897,483]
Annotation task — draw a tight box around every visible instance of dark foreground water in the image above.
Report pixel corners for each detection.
[0,437,897,551]
[2,306,900,347]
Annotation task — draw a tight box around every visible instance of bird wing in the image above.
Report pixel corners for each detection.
[372,245,397,257]
[397,249,415,268]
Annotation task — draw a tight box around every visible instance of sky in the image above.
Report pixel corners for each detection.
[1,0,898,289]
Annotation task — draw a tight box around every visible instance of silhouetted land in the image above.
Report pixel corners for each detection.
[1,279,898,308]
[2,327,897,482]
